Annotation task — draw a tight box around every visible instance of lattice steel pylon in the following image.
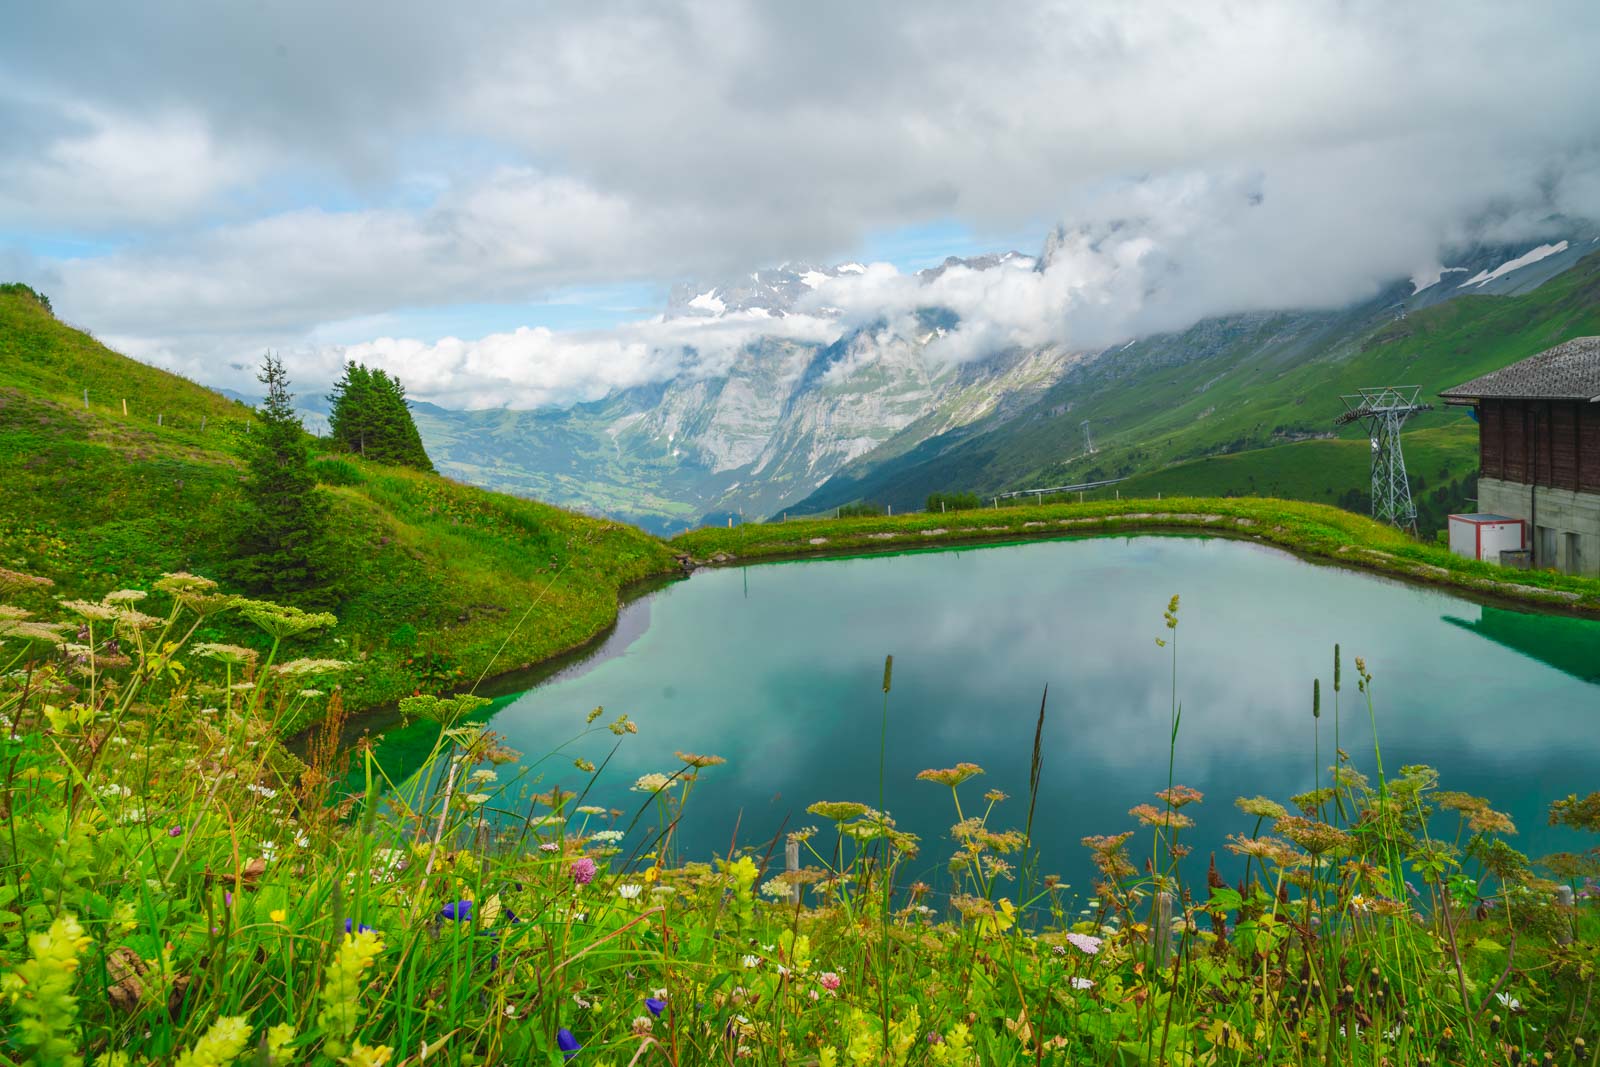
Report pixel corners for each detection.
[1335,386,1432,533]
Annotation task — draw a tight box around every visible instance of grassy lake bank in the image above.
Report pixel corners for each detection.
[673,496,1600,616]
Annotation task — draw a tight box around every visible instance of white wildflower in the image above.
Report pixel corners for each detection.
[633,772,672,794]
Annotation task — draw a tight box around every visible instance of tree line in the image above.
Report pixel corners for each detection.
[326,361,434,471]
[234,356,434,597]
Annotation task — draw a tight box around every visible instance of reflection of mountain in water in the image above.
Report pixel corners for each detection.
[1443,606,1600,684]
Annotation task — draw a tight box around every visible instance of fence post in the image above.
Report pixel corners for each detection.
[1079,491,1084,503]
[122,398,128,416]
[887,504,892,516]
[786,838,801,905]
[727,516,732,528]
[1155,891,1174,965]
[1556,884,1575,944]
[83,389,88,409]
[941,501,946,514]
[200,416,206,431]
[157,413,163,427]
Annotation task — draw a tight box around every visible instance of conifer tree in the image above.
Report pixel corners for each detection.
[234,354,330,594]
[327,361,434,471]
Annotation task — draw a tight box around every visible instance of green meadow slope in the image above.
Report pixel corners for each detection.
[0,287,677,715]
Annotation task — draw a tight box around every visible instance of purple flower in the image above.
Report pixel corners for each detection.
[570,858,597,885]
[645,997,666,1017]
[441,900,472,921]
[224,891,233,907]
[344,919,374,934]
[167,825,183,838]
[556,1027,581,1060]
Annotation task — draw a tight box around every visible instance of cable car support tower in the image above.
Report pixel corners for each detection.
[1335,386,1431,534]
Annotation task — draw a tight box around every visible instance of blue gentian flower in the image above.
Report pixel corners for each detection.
[556,1027,581,1060]
[343,919,374,934]
[645,997,666,1017]
[441,900,472,921]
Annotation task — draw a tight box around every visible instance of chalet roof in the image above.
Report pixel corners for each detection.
[1439,336,1600,404]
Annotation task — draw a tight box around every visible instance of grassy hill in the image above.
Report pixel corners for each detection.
[0,286,677,717]
[1063,423,1480,536]
[795,251,1600,519]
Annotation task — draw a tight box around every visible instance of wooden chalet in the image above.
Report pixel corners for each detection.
[1440,336,1600,574]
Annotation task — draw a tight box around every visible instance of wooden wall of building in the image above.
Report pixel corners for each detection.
[1478,399,1600,492]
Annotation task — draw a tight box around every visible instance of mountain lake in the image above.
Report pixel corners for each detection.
[365,534,1600,897]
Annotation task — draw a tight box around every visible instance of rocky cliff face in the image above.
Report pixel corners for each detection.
[414,316,1078,531]
[413,256,1081,531]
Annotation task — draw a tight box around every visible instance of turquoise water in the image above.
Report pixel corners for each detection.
[385,536,1600,894]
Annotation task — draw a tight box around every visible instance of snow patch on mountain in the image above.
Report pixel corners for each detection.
[687,289,725,313]
[1457,241,1569,288]
[1410,264,1468,293]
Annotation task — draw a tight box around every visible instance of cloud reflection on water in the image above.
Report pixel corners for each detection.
[487,536,1600,885]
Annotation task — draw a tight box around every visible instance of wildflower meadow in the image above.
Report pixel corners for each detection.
[0,566,1597,1065]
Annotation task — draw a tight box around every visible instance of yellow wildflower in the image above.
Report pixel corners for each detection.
[339,1042,395,1067]
[173,1015,252,1067]
[316,930,386,1058]
[2,913,92,1066]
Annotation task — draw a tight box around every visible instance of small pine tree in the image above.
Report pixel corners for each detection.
[234,355,331,595]
[327,361,434,471]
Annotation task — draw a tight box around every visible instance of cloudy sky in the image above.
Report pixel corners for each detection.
[4,1,1598,408]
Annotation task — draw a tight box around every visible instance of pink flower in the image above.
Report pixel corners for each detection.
[1065,932,1102,955]
[570,857,597,885]
[818,972,841,992]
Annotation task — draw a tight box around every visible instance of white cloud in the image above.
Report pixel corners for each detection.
[270,308,838,410]
[0,105,257,230]
[4,2,1600,405]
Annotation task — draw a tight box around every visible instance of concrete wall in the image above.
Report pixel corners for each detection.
[1478,477,1600,576]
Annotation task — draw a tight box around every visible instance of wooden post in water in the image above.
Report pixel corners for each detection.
[786,838,801,905]
[1155,891,1174,965]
